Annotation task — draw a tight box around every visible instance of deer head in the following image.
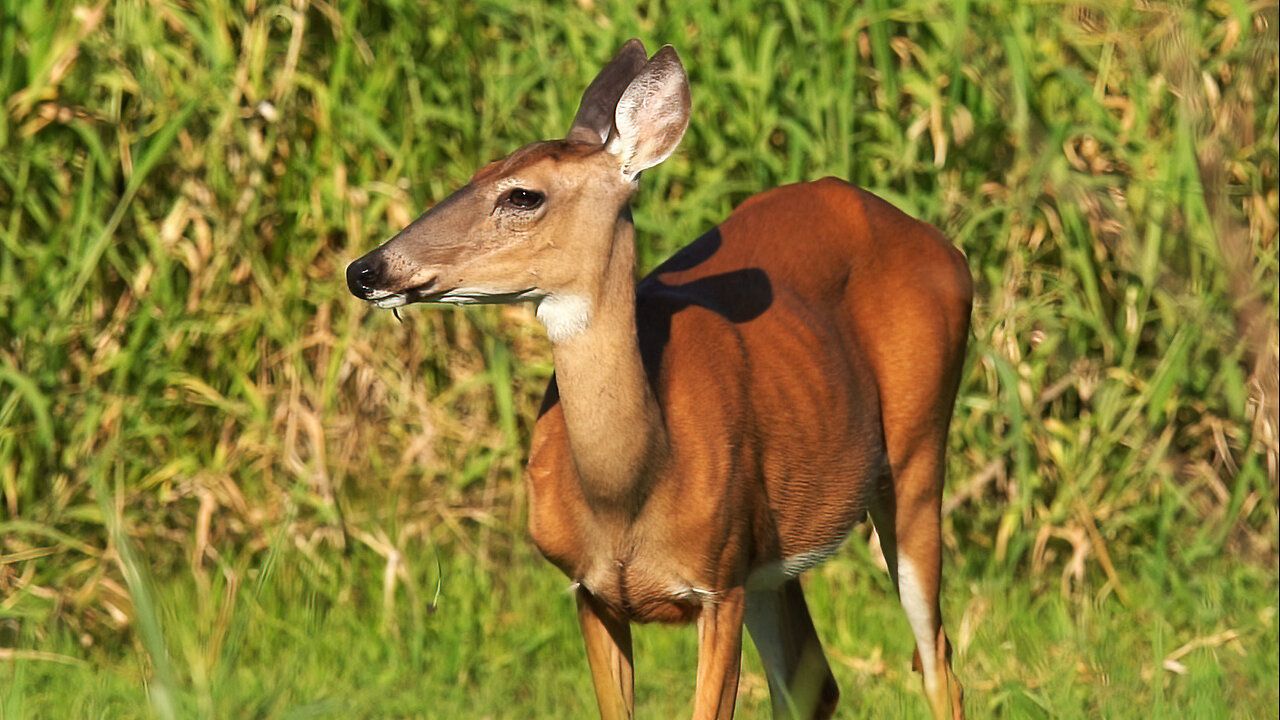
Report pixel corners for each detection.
[346,41,690,343]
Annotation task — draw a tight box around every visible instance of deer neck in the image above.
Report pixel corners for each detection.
[539,210,669,516]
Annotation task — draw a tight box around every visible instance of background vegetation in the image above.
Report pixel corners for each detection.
[1,0,1276,717]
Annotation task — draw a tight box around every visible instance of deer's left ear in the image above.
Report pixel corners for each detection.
[567,39,649,145]
[607,46,690,181]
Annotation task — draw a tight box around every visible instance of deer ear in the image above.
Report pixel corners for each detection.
[566,39,649,145]
[607,46,690,181]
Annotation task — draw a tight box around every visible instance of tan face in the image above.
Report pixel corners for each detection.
[348,41,690,342]
[346,141,627,309]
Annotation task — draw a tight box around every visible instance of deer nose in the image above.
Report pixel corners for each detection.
[346,254,385,299]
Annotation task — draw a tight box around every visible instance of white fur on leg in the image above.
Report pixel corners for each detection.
[897,557,939,696]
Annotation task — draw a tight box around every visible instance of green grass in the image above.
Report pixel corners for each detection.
[1,0,1277,718]
[2,529,1275,718]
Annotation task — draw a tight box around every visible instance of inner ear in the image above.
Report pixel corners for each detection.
[608,46,691,180]
[567,39,649,145]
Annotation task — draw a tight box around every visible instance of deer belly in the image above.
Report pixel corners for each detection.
[747,460,881,590]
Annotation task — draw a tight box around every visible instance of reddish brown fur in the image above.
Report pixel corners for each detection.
[470,140,599,183]
[527,179,971,627]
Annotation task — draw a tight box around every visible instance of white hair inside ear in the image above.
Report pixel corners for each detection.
[606,46,691,181]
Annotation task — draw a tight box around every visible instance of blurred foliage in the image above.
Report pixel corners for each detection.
[0,0,1276,716]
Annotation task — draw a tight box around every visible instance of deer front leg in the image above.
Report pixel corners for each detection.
[692,586,745,719]
[577,586,635,720]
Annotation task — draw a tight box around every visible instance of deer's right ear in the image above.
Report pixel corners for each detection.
[566,39,649,145]
[606,46,691,182]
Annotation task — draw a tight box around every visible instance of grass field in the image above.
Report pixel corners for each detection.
[1,0,1277,718]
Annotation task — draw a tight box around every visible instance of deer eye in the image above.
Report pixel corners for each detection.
[504,188,544,210]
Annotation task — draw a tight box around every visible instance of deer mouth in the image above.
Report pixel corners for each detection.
[358,278,439,308]
[367,281,540,308]
[423,286,542,306]
[348,253,541,308]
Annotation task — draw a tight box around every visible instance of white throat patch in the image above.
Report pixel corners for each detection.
[536,295,592,344]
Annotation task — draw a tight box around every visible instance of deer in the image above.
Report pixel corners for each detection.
[346,40,970,720]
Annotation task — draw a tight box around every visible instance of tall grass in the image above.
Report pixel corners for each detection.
[1,0,1276,717]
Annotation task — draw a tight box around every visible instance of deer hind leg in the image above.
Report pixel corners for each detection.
[744,579,839,720]
[869,453,965,720]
